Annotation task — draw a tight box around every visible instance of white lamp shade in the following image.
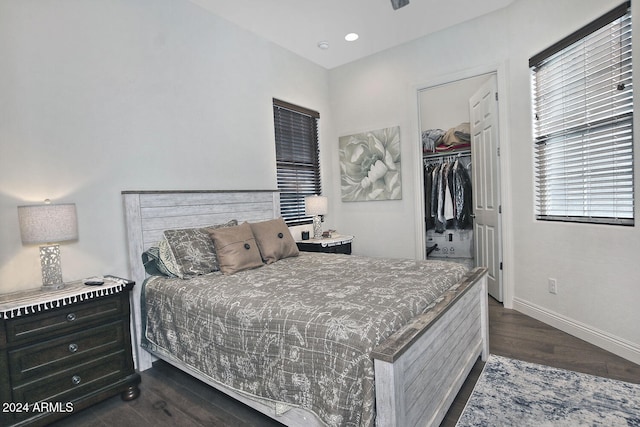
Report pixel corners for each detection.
[305,195,328,216]
[18,203,78,244]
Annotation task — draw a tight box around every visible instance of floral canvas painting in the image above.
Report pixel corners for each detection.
[339,126,402,202]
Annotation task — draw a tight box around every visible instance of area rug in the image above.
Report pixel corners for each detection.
[456,354,640,427]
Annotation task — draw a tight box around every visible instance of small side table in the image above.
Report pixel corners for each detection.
[296,234,354,255]
[0,276,141,426]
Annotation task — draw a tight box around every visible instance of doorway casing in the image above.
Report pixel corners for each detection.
[410,63,514,308]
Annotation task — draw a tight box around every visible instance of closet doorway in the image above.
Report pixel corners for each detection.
[418,73,503,301]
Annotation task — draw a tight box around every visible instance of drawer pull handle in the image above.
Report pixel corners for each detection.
[66,313,76,322]
[71,375,81,385]
[68,343,79,353]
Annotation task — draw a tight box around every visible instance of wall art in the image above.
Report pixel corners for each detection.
[339,126,402,201]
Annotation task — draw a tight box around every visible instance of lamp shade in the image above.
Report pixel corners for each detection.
[305,195,328,216]
[18,203,78,244]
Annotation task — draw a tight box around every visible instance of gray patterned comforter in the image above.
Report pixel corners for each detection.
[141,252,469,426]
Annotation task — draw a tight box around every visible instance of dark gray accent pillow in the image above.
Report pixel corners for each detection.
[141,246,175,277]
[163,219,237,278]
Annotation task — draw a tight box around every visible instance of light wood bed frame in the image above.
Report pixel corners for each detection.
[122,190,488,427]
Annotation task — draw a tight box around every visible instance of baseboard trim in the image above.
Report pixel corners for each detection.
[512,297,640,366]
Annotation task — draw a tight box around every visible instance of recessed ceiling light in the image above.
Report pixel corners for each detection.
[317,41,330,50]
[345,33,359,42]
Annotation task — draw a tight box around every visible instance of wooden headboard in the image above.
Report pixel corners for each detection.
[121,190,280,369]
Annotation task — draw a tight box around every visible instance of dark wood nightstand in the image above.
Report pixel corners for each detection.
[0,276,140,426]
[296,235,354,255]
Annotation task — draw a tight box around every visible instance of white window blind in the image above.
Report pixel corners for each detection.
[273,99,321,225]
[530,2,634,226]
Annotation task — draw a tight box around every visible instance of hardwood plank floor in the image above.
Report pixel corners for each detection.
[439,298,640,427]
[51,297,640,427]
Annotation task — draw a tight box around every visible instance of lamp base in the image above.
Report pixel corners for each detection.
[39,244,65,290]
[41,282,66,291]
[313,215,323,239]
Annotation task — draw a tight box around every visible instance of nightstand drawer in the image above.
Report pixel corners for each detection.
[12,350,128,404]
[296,241,352,254]
[8,321,125,385]
[0,278,140,426]
[297,242,351,255]
[296,235,354,255]
[6,297,124,343]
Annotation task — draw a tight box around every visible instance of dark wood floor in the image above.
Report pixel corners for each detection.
[52,298,640,427]
[439,298,640,427]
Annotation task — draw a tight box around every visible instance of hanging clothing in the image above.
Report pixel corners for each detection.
[423,164,433,229]
[435,163,447,232]
[443,161,455,221]
[452,159,473,229]
[424,156,473,232]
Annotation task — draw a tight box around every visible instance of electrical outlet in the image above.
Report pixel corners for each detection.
[548,278,558,294]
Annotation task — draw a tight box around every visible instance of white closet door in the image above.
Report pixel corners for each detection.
[470,75,503,301]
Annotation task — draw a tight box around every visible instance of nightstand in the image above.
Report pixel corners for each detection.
[0,276,141,426]
[296,234,354,255]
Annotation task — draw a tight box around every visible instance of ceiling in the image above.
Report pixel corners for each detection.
[188,0,514,69]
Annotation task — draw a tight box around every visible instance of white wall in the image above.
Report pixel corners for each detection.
[327,8,510,260]
[1,0,637,364]
[0,0,329,293]
[419,74,491,133]
[327,0,640,363]
[505,0,640,363]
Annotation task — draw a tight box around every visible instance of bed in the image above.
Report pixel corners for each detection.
[122,190,488,427]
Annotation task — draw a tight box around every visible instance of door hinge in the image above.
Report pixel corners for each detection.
[500,262,503,270]
[499,205,502,214]
[495,92,499,101]
[497,146,500,157]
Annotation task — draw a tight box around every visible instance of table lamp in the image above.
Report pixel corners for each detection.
[305,195,328,239]
[18,200,78,291]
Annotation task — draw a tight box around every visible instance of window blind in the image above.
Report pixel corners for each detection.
[530,2,633,226]
[273,99,321,226]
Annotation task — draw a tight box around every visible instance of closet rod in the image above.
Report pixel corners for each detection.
[422,150,471,160]
[423,150,471,166]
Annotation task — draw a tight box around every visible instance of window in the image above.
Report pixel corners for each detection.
[273,99,321,225]
[530,2,633,225]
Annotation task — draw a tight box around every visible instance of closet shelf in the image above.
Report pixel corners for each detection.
[422,148,470,160]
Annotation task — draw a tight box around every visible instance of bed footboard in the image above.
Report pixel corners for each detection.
[372,267,488,427]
